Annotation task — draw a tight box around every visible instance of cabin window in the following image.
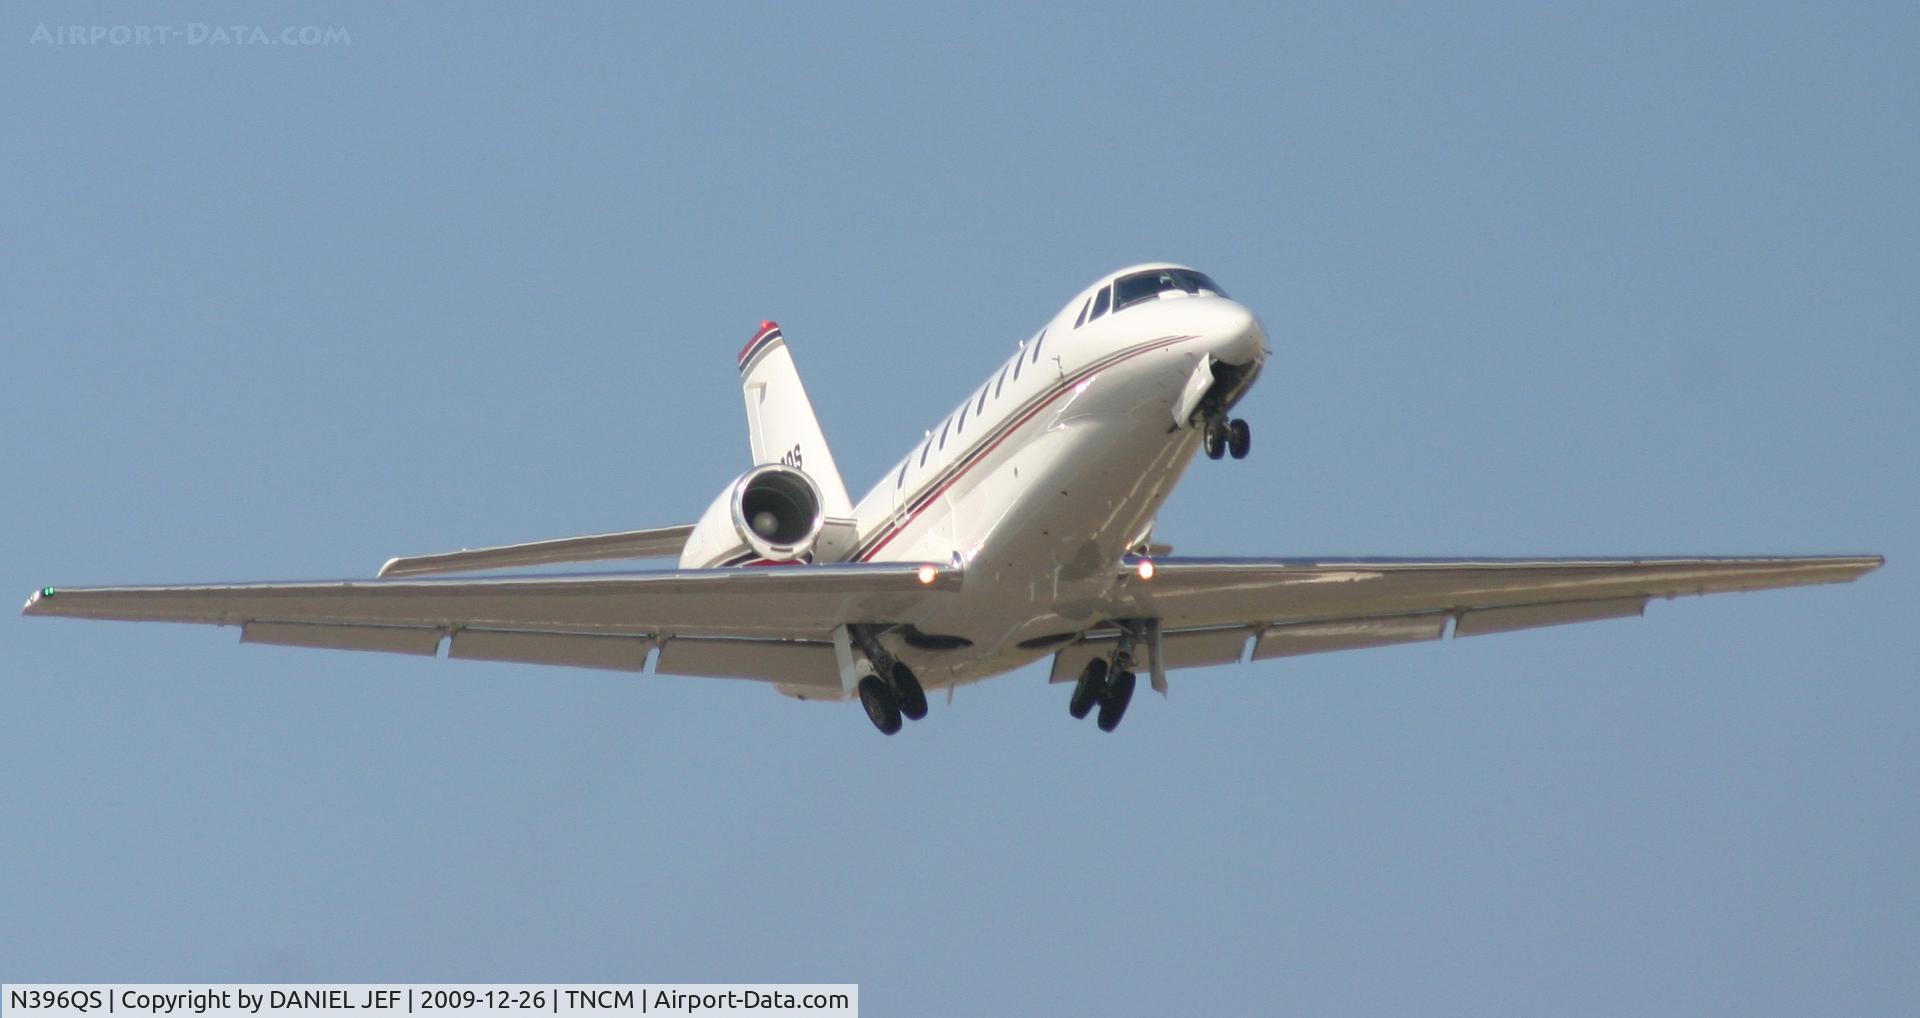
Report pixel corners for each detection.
[994,364,1009,399]
[957,402,968,433]
[1030,329,1046,363]
[939,417,951,450]
[919,437,931,466]
[896,459,908,488]
[977,385,989,415]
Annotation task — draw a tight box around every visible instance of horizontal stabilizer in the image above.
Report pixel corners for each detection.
[377,524,695,578]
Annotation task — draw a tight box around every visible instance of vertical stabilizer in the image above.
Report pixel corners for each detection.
[736,321,855,518]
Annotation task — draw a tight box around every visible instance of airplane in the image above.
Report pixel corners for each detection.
[24,263,1883,736]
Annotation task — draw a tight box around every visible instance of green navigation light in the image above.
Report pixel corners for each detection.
[41,587,55,597]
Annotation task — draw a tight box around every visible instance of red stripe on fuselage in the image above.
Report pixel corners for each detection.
[855,334,1194,562]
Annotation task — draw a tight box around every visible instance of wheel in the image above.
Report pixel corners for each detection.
[1096,670,1137,732]
[1068,658,1108,719]
[1203,423,1226,460]
[858,675,902,735]
[1227,419,1251,459]
[891,660,928,721]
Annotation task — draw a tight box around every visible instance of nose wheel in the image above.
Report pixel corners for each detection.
[1204,417,1251,460]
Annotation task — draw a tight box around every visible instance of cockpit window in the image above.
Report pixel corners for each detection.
[1089,286,1111,322]
[1112,269,1228,313]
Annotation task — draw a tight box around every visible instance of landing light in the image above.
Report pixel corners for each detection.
[917,564,938,585]
[1137,560,1155,581]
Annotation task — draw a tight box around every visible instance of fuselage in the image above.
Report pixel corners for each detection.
[846,263,1268,688]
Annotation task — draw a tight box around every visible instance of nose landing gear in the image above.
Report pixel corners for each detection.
[1204,414,1252,460]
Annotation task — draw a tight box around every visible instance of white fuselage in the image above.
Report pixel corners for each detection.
[844,265,1268,688]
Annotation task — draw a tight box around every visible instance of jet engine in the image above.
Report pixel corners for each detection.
[679,464,826,567]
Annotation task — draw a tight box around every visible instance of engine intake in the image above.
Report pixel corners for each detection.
[730,465,825,561]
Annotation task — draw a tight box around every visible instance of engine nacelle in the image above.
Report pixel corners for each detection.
[679,464,826,568]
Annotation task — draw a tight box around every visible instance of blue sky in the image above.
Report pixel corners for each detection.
[3,3,1914,1013]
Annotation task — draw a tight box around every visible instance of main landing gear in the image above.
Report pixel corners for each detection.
[857,662,927,736]
[852,627,928,736]
[1203,414,1251,460]
[1068,643,1139,733]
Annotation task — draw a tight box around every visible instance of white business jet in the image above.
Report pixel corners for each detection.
[24,264,1882,735]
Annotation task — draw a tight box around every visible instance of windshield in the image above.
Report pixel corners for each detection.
[1111,269,1228,312]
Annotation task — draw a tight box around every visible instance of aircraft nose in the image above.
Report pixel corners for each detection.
[1197,298,1266,366]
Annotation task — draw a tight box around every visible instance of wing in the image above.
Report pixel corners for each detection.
[25,562,959,693]
[377,524,696,578]
[1051,554,1882,681]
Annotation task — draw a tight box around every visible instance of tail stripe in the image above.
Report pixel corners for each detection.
[738,322,784,375]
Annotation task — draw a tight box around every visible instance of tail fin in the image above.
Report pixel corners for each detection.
[737,321,855,517]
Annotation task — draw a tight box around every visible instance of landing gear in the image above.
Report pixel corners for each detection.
[1203,415,1251,460]
[1096,669,1136,732]
[1068,658,1108,719]
[858,675,902,736]
[1069,623,1149,732]
[849,625,928,734]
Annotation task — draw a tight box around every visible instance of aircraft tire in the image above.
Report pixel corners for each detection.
[1228,419,1251,459]
[859,675,903,735]
[1069,658,1108,719]
[1204,425,1227,460]
[892,661,929,721]
[1096,670,1137,732]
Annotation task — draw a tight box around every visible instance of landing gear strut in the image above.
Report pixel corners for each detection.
[851,625,928,734]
